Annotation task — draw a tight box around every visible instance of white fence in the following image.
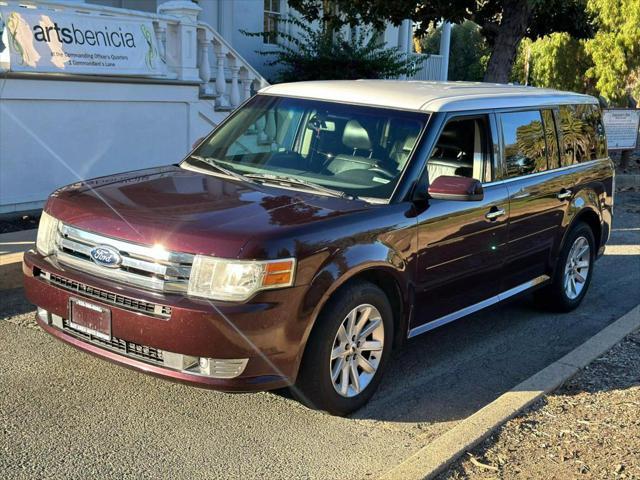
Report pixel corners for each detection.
[407,54,446,81]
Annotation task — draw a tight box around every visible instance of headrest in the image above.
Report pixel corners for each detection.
[342,120,371,151]
[402,133,419,152]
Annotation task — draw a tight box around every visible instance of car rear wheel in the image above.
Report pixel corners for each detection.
[293,281,393,416]
[535,222,595,312]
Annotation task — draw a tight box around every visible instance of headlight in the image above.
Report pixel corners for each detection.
[36,211,60,256]
[187,256,296,301]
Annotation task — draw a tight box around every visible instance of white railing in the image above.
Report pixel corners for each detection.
[0,0,268,109]
[196,21,269,110]
[407,53,446,81]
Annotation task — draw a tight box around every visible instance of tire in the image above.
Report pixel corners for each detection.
[293,280,394,416]
[534,222,596,312]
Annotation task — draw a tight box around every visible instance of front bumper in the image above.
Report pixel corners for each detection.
[23,250,310,392]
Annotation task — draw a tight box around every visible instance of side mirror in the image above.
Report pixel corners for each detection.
[428,175,484,201]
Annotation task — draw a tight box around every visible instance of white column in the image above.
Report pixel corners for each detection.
[397,19,411,80]
[398,19,411,52]
[158,0,202,81]
[439,21,452,81]
[228,57,241,107]
[213,42,230,108]
[198,29,213,95]
[241,73,253,101]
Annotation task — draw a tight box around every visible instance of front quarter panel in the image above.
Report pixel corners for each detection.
[240,202,417,378]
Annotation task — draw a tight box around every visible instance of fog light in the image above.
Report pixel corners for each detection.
[195,357,248,379]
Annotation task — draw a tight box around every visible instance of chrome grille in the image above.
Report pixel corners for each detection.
[62,318,165,364]
[40,270,172,318]
[53,224,194,293]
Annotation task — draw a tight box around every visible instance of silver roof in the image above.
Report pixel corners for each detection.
[260,80,597,113]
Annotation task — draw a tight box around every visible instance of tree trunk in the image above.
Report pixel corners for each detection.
[483,0,532,83]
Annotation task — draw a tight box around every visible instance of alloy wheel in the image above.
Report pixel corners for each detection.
[329,304,385,398]
[563,236,591,300]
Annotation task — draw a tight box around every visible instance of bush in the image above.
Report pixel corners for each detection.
[241,17,424,83]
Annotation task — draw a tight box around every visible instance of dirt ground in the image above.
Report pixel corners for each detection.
[439,329,640,480]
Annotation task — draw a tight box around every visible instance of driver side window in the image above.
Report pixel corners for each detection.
[427,116,491,184]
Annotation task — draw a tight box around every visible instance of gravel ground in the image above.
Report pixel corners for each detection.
[439,329,640,480]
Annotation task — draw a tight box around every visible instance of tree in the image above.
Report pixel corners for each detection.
[288,0,593,83]
[511,33,592,92]
[584,0,640,106]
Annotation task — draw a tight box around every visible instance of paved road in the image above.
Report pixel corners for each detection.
[2,192,639,480]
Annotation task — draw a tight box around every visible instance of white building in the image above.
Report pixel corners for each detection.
[0,0,450,213]
[89,0,450,82]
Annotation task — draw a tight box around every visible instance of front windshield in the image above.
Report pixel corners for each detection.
[183,95,428,200]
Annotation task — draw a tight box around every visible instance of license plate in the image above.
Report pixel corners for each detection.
[68,298,111,341]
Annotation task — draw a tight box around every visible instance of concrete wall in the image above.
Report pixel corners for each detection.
[0,77,224,213]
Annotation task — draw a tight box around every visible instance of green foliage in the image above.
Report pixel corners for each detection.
[419,21,490,81]
[511,33,592,92]
[509,0,639,106]
[241,16,423,83]
[584,0,640,105]
[286,0,593,82]
[287,0,592,40]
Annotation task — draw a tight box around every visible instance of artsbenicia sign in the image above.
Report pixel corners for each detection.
[0,8,163,76]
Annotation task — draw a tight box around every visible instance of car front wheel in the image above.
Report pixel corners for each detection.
[293,281,393,416]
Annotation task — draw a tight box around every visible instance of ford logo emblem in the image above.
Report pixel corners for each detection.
[89,245,122,268]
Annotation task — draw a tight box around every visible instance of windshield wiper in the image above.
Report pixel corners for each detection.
[245,173,356,200]
[188,155,254,184]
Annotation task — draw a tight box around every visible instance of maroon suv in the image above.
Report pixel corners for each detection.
[24,81,614,415]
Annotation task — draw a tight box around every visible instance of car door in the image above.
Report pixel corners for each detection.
[411,113,510,336]
[498,108,569,290]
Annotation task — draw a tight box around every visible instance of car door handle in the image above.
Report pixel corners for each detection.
[485,207,506,221]
[557,189,573,200]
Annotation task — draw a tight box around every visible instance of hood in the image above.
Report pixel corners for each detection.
[46,166,368,257]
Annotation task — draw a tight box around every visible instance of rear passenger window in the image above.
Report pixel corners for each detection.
[558,104,607,165]
[541,110,560,170]
[501,111,547,177]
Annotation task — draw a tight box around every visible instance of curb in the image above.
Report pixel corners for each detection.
[378,304,640,480]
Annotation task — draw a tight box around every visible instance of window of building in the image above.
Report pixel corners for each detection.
[541,109,561,170]
[501,111,547,177]
[558,104,607,165]
[263,0,281,45]
[427,116,491,183]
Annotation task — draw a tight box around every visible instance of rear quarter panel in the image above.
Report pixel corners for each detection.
[556,158,614,263]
